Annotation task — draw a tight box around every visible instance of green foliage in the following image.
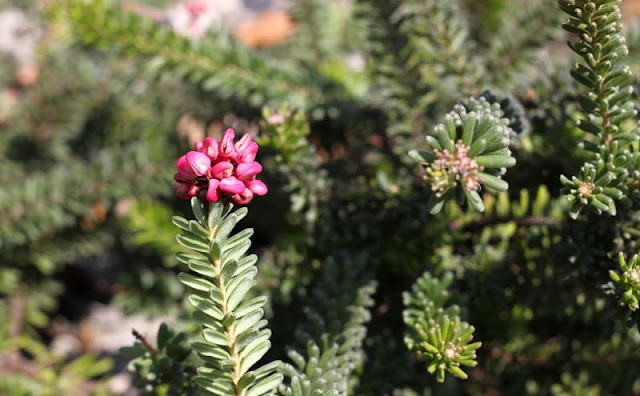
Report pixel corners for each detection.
[409,96,517,213]
[610,253,640,312]
[558,0,640,219]
[66,0,313,108]
[258,107,329,227]
[122,323,198,395]
[7,0,640,394]
[280,256,377,395]
[0,303,113,396]
[403,272,480,383]
[550,372,601,396]
[173,198,282,396]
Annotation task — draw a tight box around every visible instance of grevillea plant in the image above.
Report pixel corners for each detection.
[171,131,282,395]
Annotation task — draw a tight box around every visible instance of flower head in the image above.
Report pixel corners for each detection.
[174,129,267,204]
[425,141,483,198]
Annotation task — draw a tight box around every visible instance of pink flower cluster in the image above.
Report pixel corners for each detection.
[426,141,483,197]
[174,129,268,204]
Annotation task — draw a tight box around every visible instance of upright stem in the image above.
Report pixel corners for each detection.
[210,226,244,396]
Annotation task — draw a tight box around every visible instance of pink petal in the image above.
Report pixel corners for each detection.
[177,155,196,178]
[219,176,246,194]
[235,162,263,181]
[247,179,268,196]
[233,188,253,205]
[186,151,211,176]
[206,179,220,202]
[210,161,234,179]
[237,142,258,163]
[235,134,253,153]
[218,128,237,160]
[202,137,218,160]
[195,140,204,151]
[175,183,199,200]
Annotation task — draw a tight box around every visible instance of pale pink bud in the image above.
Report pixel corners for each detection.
[219,128,237,160]
[233,188,253,205]
[202,137,218,160]
[187,0,207,14]
[175,183,199,200]
[186,151,211,176]
[235,162,263,181]
[267,113,284,125]
[206,179,220,202]
[195,140,204,151]
[210,161,234,179]
[237,142,259,163]
[177,155,196,178]
[219,176,245,194]
[174,172,196,183]
[247,179,268,196]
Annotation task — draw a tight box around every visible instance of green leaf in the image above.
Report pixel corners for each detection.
[478,173,509,191]
[465,190,485,212]
[237,372,257,393]
[408,150,436,164]
[235,296,268,318]
[475,155,516,168]
[227,279,253,312]
[176,234,209,253]
[245,373,284,396]
[221,261,238,285]
[191,197,206,224]
[179,273,214,292]
[172,216,190,231]
[157,323,171,350]
[239,340,271,376]
[189,295,224,320]
[235,309,264,336]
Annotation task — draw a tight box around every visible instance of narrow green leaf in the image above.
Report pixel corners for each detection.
[245,373,284,396]
[475,155,516,168]
[191,197,206,224]
[179,273,214,292]
[176,234,209,253]
[227,278,253,313]
[478,173,509,191]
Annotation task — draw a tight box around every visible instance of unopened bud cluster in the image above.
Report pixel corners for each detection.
[174,128,267,205]
[610,253,640,312]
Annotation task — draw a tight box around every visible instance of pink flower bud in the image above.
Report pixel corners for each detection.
[237,142,258,163]
[247,179,268,196]
[202,137,218,160]
[174,172,195,183]
[219,128,237,160]
[187,0,207,14]
[210,161,234,179]
[267,113,285,125]
[235,134,253,153]
[219,176,246,194]
[233,188,253,205]
[175,183,199,200]
[195,141,204,151]
[186,151,211,176]
[177,155,196,178]
[206,179,220,202]
[235,162,263,181]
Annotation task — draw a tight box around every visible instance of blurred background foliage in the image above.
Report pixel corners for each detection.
[2,0,640,394]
